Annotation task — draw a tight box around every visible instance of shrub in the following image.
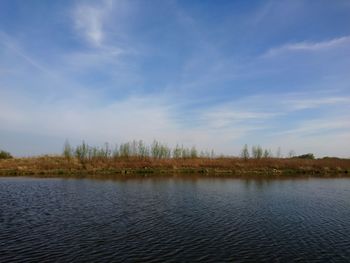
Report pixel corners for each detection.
[295,153,315,159]
[0,150,13,159]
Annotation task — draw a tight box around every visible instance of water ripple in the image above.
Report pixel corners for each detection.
[1,176,350,262]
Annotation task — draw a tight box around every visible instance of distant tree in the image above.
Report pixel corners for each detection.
[138,140,149,158]
[295,153,315,159]
[0,149,13,159]
[103,142,111,158]
[75,141,88,161]
[173,144,182,158]
[150,140,170,159]
[119,142,131,158]
[112,144,120,158]
[179,147,188,158]
[263,149,272,158]
[151,140,160,158]
[210,149,215,159]
[199,150,211,158]
[288,150,296,158]
[322,156,340,160]
[160,144,171,159]
[190,146,198,158]
[276,147,282,158]
[63,140,72,159]
[241,144,250,160]
[252,145,263,159]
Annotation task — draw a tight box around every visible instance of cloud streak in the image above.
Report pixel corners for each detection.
[263,36,350,57]
[0,32,54,76]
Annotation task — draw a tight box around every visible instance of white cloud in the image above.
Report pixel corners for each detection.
[273,117,350,137]
[200,106,277,129]
[73,1,113,47]
[0,90,226,154]
[287,97,350,110]
[269,130,350,158]
[1,87,350,157]
[263,36,350,57]
[69,1,136,75]
[0,92,171,141]
[238,93,350,113]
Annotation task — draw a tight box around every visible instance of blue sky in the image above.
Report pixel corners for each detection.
[0,0,350,157]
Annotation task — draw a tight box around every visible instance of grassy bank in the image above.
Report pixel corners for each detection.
[0,156,349,177]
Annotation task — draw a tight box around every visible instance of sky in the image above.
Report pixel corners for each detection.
[0,0,350,157]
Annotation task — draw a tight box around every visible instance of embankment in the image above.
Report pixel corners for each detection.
[0,156,349,177]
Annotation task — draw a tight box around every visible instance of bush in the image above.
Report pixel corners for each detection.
[295,153,315,160]
[0,150,13,159]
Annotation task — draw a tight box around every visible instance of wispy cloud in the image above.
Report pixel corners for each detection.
[68,1,135,75]
[268,118,350,158]
[206,93,350,116]
[273,117,350,136]
[73,0,113,47]
[287,96,350,110]
[263,36,350,57]
[61,48,126,72]
[0,32,54,76]
[1,85,349,156]
[200,106,277,130]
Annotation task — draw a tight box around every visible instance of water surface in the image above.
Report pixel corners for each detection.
[1,176,350,262]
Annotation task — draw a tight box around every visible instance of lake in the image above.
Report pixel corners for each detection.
[1,175,350,262]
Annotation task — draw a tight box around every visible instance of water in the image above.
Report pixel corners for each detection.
[1,175,350,262]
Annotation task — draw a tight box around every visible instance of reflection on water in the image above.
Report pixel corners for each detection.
[1,175,350,262]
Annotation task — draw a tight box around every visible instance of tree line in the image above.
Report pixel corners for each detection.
[0,142,315,160]
[240,144,315,159]
[240,144,275,159]
[63,140,215,160]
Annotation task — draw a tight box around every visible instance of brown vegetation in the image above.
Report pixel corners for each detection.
[0,155,349,176]
[1,141,349,177]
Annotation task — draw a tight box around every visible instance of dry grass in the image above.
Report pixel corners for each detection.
[0,156,349,176]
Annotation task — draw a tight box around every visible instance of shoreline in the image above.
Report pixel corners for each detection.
[1,156,349,177]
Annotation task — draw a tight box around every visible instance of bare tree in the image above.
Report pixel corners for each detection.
[288,150,296,158]
[252,145,263,159]
[241,144,250,160]
[276,147,282,158]
[63,139,72,159]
